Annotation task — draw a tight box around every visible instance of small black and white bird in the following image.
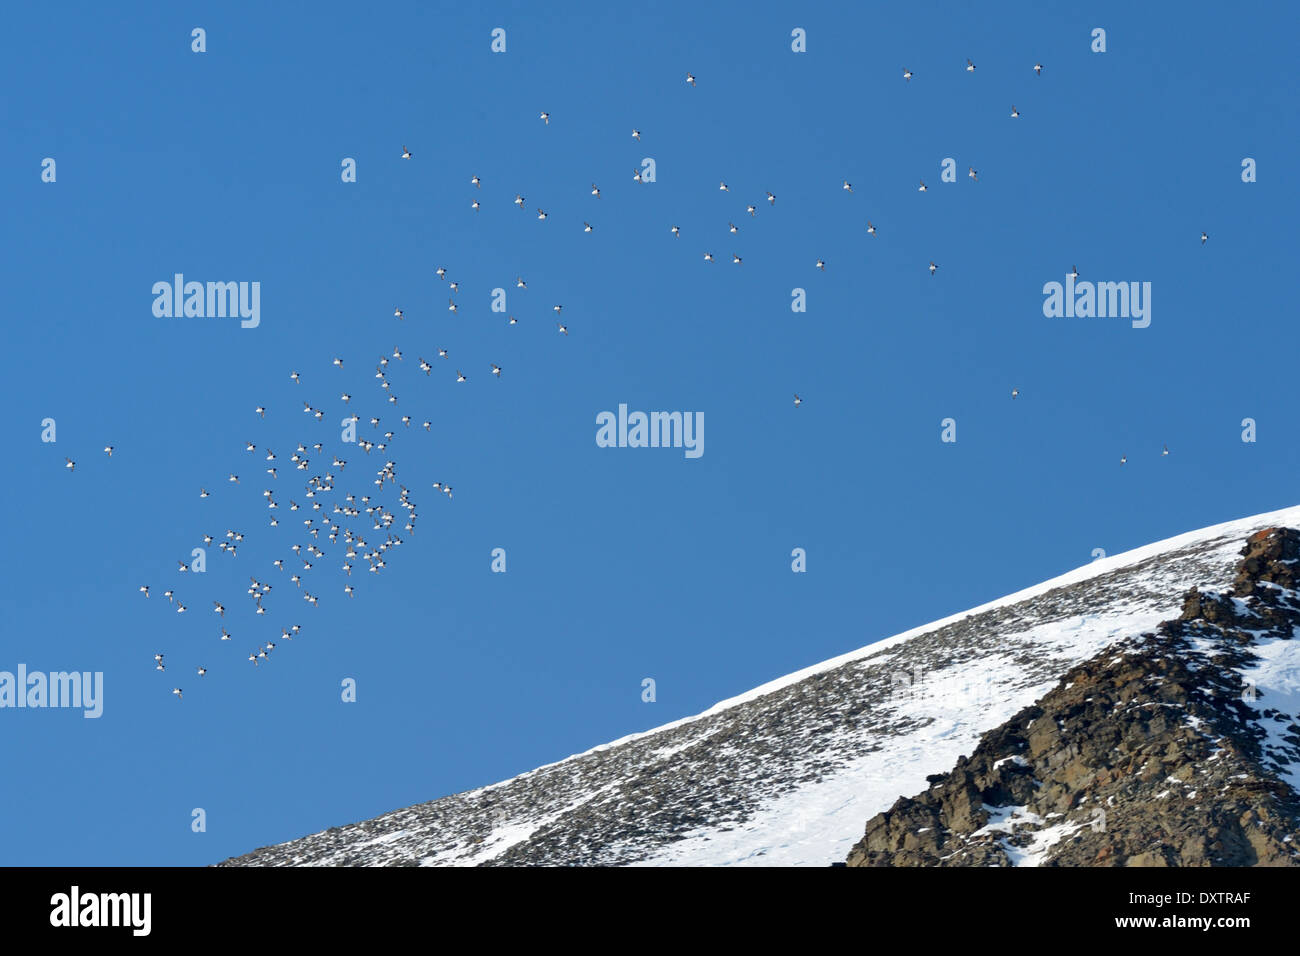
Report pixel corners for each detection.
[1033,63,1043,75]
[903,68,913,81]
[539,111,550,124]
[816,259,825,271]
[918,180,927,192]
[632,129,641,140]
[966,58,976,72]
[1201,232,1208,245]
[929,261,938,275]
[401,145,412,159]
[793,394,802,407]
[471,175,481,188]
[1010,105,1020,118]
[686,72,696,86]
[867,221,877,237]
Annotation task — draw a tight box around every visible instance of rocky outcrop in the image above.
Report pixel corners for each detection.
[845,528,1300,867]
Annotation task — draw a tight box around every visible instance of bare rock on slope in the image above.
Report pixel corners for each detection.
[846,528,1300,867]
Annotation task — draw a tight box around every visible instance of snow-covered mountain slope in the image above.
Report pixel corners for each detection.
[218,504,1300,867]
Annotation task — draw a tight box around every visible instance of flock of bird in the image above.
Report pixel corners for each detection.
[125,151,614,697]
[134,360,442,699]
[50,59,1202,698]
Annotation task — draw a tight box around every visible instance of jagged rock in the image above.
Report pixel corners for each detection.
[845,528,1300,868]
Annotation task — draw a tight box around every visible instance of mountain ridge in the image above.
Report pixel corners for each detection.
[218,504,1300,866]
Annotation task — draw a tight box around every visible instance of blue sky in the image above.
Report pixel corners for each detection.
[1,1,1295,865]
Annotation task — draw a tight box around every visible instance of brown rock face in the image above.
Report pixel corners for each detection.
[845,528,1300,868]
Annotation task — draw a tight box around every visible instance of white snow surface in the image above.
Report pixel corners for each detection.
[536,504,1300,771]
